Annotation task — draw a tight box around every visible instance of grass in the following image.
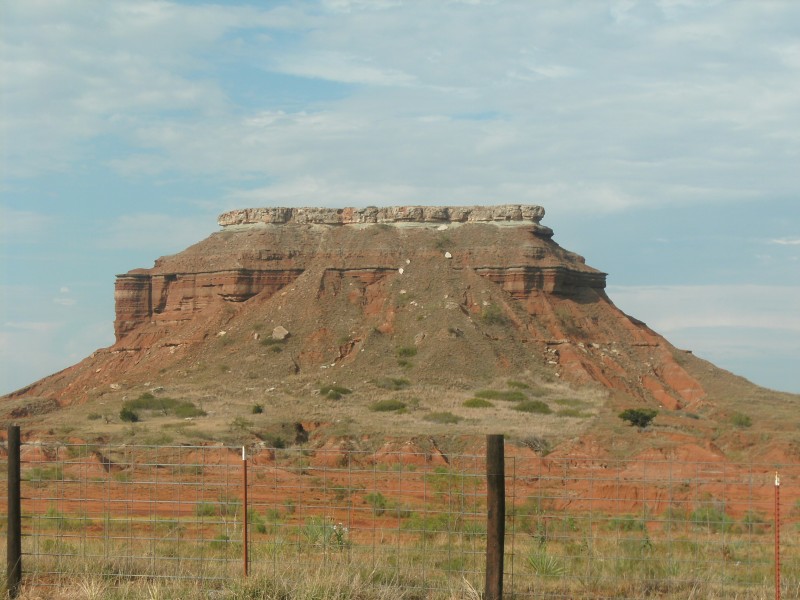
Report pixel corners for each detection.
[475,389,526,402]
[463,398,494,408]
[514,400,552,414]
[731,412,752,428]
[121,394,206,420]
[320,385,352,400]
[374,377,411,390]
[370,399,407,412]
[423,411,462,424]
[507,380,530,389]
[480,304,507,325]
[556,408,591,418]
[396,346,417,358]
[13,459,797,600]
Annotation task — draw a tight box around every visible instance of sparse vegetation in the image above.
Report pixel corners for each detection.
[463,398,493,408]
[519,436,551,456]
[251,404,264,414]
[320,385,352,400]
[731,412,752,428]
[370,399,406,412]
[396,346,418,358]
[364,491,388,515]
[121,394,206,420]
[556,408,590,418]
[423,411,462,424]
[507,380,530,389]
[374,377,410,390]
[119,407,140,423]
[475,389,526,402]
[619,408,658,428]
[480,304,507,325]
[514,400,552,414]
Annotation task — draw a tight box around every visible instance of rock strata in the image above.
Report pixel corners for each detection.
[218,204,550,234]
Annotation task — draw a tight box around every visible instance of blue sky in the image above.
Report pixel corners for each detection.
[1,0,799,395]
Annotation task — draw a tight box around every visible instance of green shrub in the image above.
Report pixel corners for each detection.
[514,400,552,414]
[741,511,769,534]
[365,492,388,515]
[259,433,287,449]
[731,412,752,428]
[608,515,647,531]
[121,394,205,419]
[691,504,733,533]
[320,385,352,400]
[119,407,139,423]
[507,380,530,389]
[556,408,590,418]
[619,408,658,428]
[251,404,264,414]
[28,466,64,483]
[374,377,410,390]
[172,402,206,418]
[423,412,462,424]
[519,436,551,456]
[554,398,586,407]
[370,399,406,412]
[480,304,507,325]
[476,389,526,402]
[463,398,493,408]
[195,502,217,517]
[396,346,418,358]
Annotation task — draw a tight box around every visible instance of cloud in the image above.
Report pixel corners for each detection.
[607,284,800,334]
[100,212,217,253]
[4,0,800,216]
[770,238,800,246]
[2,321,59,333]
[0,206,52,239]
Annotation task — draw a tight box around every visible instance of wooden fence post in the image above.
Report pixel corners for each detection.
[242,446,249,578]
[485,434,505,600]
[7,425,22,598]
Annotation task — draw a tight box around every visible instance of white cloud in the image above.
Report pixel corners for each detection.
[608,284,800,334]
[0,206,52,238]
[3,0,800,215]
[274,52,417,86]
[2,321,59,333]
[770,237,800,246]
[100,212,216,253]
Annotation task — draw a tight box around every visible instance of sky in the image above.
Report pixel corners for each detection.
[1,0,799,396]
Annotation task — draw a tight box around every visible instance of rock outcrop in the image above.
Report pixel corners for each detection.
[218,204,549,230]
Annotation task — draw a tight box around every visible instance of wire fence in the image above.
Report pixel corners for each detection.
[2,438,799,599]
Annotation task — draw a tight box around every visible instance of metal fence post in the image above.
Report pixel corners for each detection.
[485,434,505,600]
[6,425,22,598]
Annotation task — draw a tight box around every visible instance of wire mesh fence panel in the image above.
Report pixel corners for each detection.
[1,440,799,599]
[246,448,490,596]
[20,444,247,589]
[506,456,800,599]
